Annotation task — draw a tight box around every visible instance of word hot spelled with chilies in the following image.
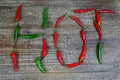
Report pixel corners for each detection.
[10,4,116,73]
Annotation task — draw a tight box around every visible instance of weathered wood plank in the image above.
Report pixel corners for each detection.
[0,0,120,80]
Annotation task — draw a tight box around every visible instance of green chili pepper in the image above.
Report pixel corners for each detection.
[42,7,49,29]
[19,34,44,39]
[97,41,103,64]
[14,24,20,44]
[36,57,46,74]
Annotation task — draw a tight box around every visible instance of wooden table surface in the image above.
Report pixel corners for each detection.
[0,0,120,80]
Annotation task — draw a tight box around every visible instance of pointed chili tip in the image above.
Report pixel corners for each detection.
[20,3,23,6]
[39,34,44,36]
[99,61,103,64]
[44,6,49,10]
[18,3,23,8]
[14,68,19,72]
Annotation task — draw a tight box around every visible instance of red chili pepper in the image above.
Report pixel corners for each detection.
[69,16,83,28]
[79,45,86,62]
[94,21,102,41]
[81,30,86,45]
[15,4,23,22]
[66,62,83,68]
[79,29,87,62]
[41,38,47,59]
[55,13,66,28]
[11,52,18,72]
[99,10,116,14]
[53,30,58,48]
[57,49,64,66]
[72,8,95,13]
[95,10,101,25]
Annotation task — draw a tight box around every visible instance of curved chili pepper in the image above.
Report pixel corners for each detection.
[79,30,87,62]
[14,24,20,44]
[41,38,47,59]
[95,10,101,25]
[66,62,83,68]
[36,57,46,74]
[55,13,66,28]
[11,52,18,72]
[69,15,83,28]
[53,30,58,48]
[97,41,103,64]
[19,34,44,39]
[72,8,95,13]
[15,4,23,22]
[81,29,86,45]
[57,49,64,66]
[99,10,116,14]
[94,21,102,41]
[79,45,86,62]
[42,7,49,29]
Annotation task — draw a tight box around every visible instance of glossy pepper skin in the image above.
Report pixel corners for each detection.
[14,24,20,44]
[11,52,18,72]
[41,38,47,59]
[19,34,44,39]
[55,13,66,28]
[66,62,83,68]
[81,30,86,45]
[53,30,58,48]
[72,8,95,13]
[43,7,49,29]
[99,10,116,14]
[97,41,103,64]
[95,10,101,25]
[36,57,46,74]
[79,45,86,62]
[94,21,102,41]
[15,4,23,22]
[57,49,64,66]
[79,30,87,62]
[69,16,83,28]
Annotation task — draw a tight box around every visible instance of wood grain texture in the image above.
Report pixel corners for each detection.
[0,0,120,80]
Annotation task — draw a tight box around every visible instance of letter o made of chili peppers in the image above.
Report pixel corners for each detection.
[54,15,87,68]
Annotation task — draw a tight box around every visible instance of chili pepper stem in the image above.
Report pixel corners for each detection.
[80,59,83,62]
[13,43,17,52]
[71,9,75,13]
[63,13,67,16]
[54,29,58,32]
